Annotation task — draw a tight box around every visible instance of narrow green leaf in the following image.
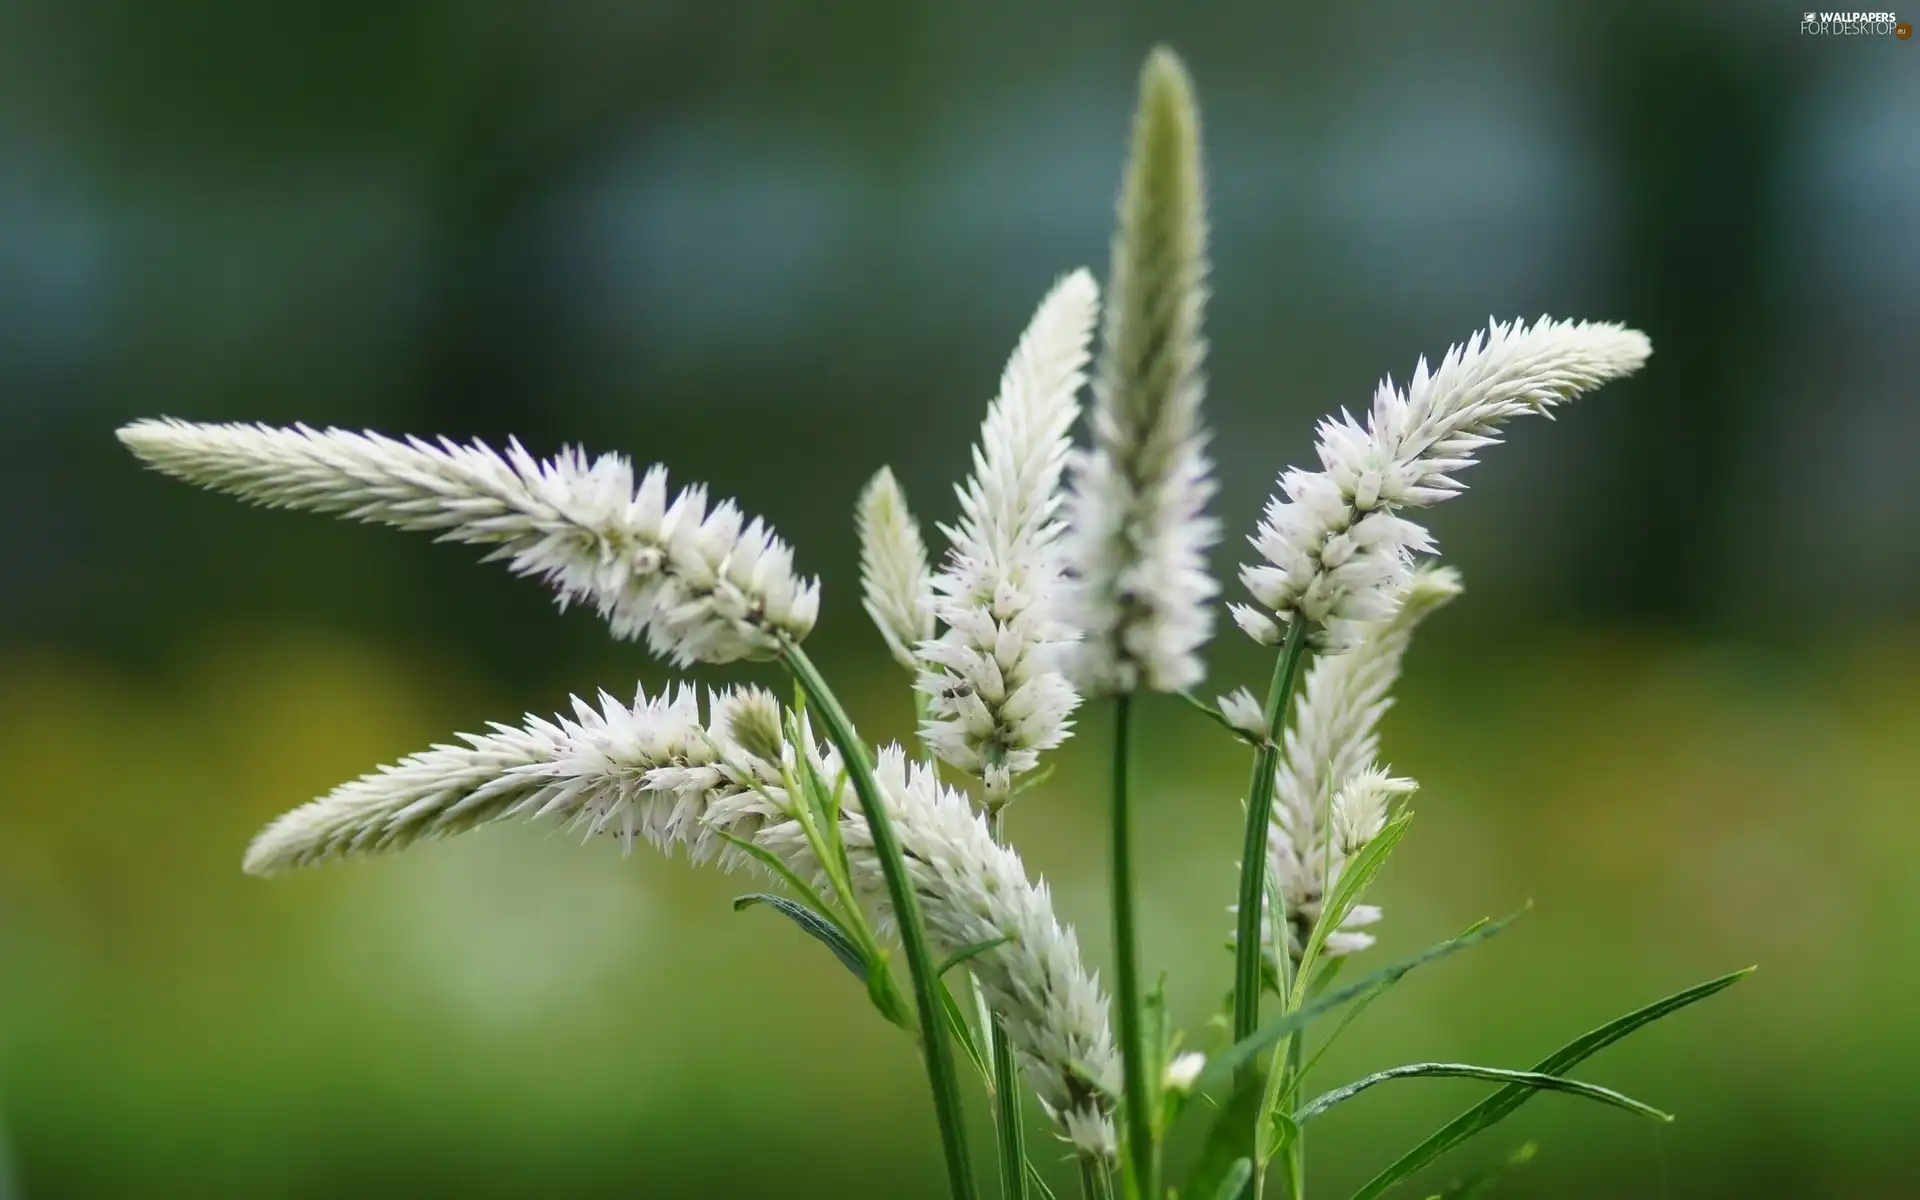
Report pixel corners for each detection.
[733,893,870,983]
[938,978,992,1084]
[1425,1141,1536,1200]
[1013,763,1057,795]
[713,829,837,918]
[1025,1161,1061,1200]
[1295,1063,1670,1125]
[1183,1070,1265,1200]
[1296,976,1392,1084]
[1351,967,1753,1199]
[1295,811,1413,989]
[1210,1159,1254,1200]
[936,936,1012,978]
[1191,911,1524,1101]
[866,947,911,1029]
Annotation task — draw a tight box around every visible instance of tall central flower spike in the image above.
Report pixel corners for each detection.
[916,270,1100,802]
[1063,47,1219,696]
[116,420,818,666]
[242,685,1119,1155]
[1234,318,1651,654]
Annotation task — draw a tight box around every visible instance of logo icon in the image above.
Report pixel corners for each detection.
[1898,21,1913,37]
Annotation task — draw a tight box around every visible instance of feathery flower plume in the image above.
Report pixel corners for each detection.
[857,467,936,671]
[1064,46,1219,695]
[917,271,1099,798]
[1264,566,1461,957]
[117,419,819,666]
[1239,318,1649,651]
[762,748,1120,1154]
[244,686,1118,1154]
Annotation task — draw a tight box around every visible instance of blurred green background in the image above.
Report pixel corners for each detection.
[2,1,1916,1196]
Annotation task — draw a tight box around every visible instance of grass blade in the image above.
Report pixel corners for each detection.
[733,893,871,984]
[939,978,992,1083]
[1350,967,1753,1199]
[937,936,1011,978]
[1427,1141,1536,1199]
[1210,1159,1254,1200]
[1191,910,1525,1101]
[1025,1161,1061,1200]
[1295,812,1413,988]
[1295,1063,1670,1125]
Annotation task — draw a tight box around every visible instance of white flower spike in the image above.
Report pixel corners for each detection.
[1064,47,1219,695]
[918,270,1099,799]
[117,419,819,666]
[1239,317,1649,651]
[244,686,1118,1154]
[857,466,936,671]
[1266,566,1460,958]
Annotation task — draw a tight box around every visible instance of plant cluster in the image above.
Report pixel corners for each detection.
[119,47,1746,1200]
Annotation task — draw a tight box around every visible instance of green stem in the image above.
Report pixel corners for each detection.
[1286,1033,1306,1199]
[1080,1155,1116,1200]
[1110,693,1157,1198]
[987,809,1030,1200]
[1231,620,1312,1058]
[779,638,978,1200]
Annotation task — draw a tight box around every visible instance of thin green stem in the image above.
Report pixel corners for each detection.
[1232,620,1312,1058]
[1286,1032,1306,1199]
[1110,693,1157,1198]
[779,638,978,1200]
[987,808,1030,1200]
[1080,1155,1116,1200]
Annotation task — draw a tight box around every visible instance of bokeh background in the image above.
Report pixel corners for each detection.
[2,2,1916,1196]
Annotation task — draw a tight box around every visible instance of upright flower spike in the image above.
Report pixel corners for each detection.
[917,270,1099,799]
[243,686,1118,1155]
[1238,318,1650,652]
[1064,46,1219,696]
[857,467,936,671]
[116,419,819,666]
[1262,566,1460,957]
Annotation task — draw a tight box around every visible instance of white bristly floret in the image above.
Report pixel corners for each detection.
[1263,566,1460,958]
[1239,317,1649,651]
[117,419,819,666]
[857,467,936,671]
[243,687,1118,1154]
[918,271,1099,798]
[1063,48,1219,695]
[1216,688,1265,743]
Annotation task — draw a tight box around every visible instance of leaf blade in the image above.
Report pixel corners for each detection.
[1191,910,1525,1101]
[1295,1062,1670,1125]
[1350,967,1753,1199]
[733,892,871,983]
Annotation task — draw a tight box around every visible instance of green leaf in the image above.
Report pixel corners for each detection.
[733,893,869,983]
[1295,975,1392,1084]
[1013,763,1057,795]
[1257,1106,1299,1169]
[1025,1160,1061,1200]
[713,829,838,919]
[938,978,991,1083]
[1425,1141,1536,1200]
[1295,811,1413,989]
[936,936,1011,978]
[1191,911,1524,1101]
[1183,1070,1265,1200]
[1210,1159,1254,1200]
[1295,1063,1670,1125]
[1350,967,1753,1199]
